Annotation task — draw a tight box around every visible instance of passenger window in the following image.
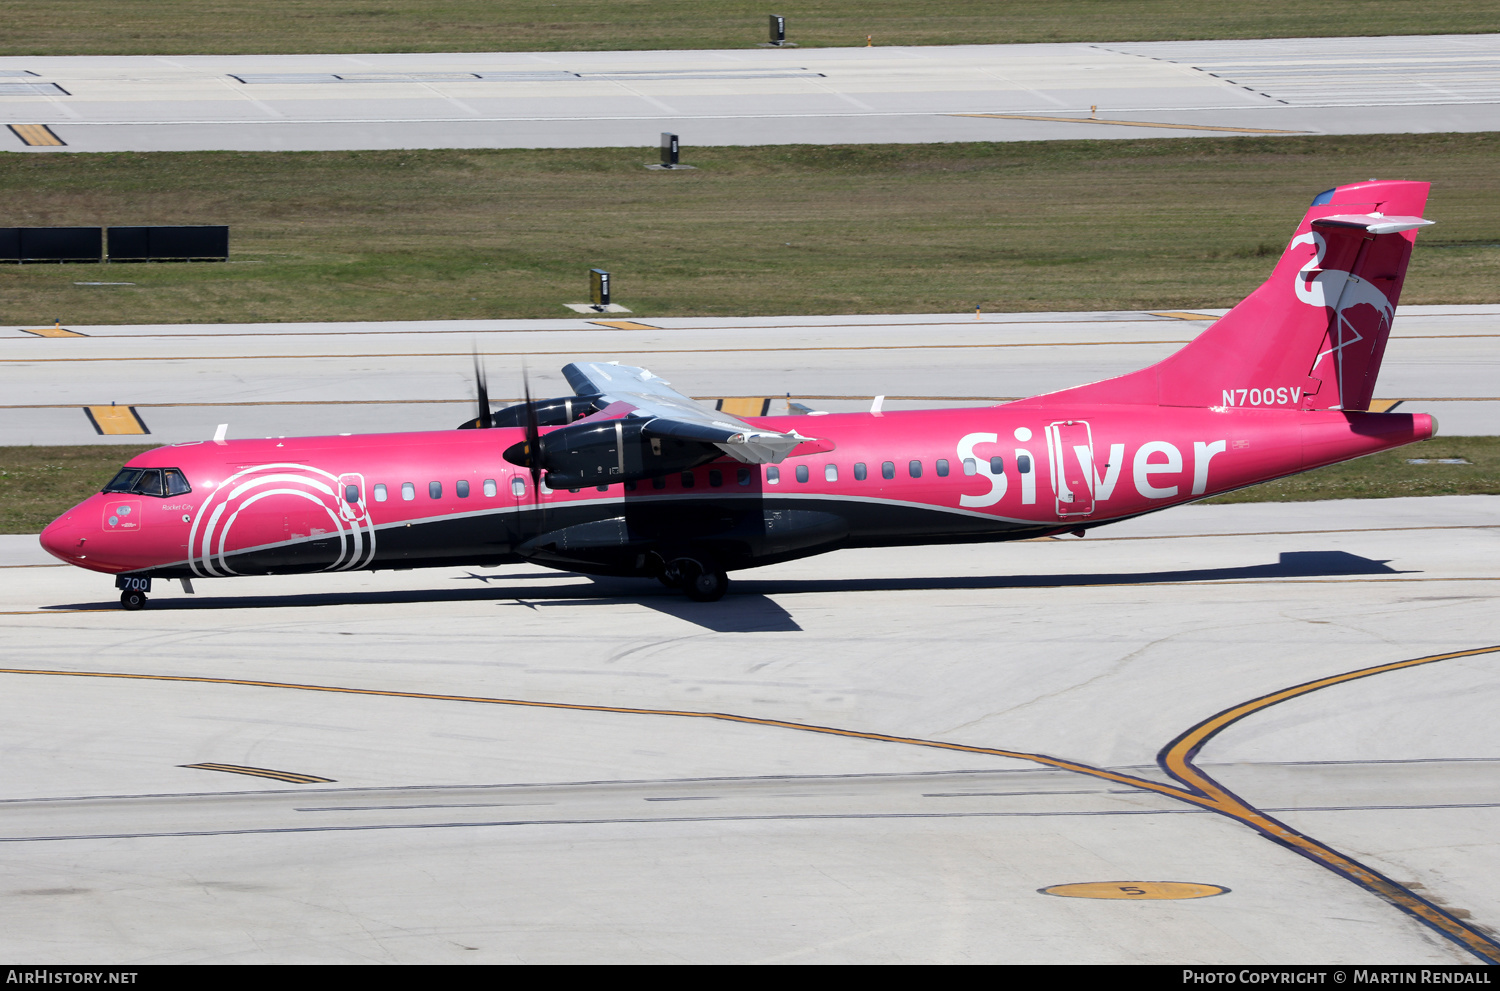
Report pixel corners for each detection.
[936,459,949,477]
[796,465,809,483]
[596,485,609,492]
[709,469,722,487]
[881,461,895,480]
[624,480,637,491]
[374,483,388,502]
[401,482,415,501]
[854,462,867,481]
[1017,454,1032,474]
[990,456,1005,474]
[737,467,751,486]
[963,458,976,476]
[824,464,837,482]
[164,469,192,495]
[344,484,360,504]
[456,480,470,498]
[510,477,525,497]
[767,466,780,484]
[681,472,695,488]
[429,481,442,499]
[653,475,667,490]
[909,460,922,478]
[484,478,497,497]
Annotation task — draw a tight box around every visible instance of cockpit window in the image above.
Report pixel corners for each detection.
[164,469,192,495]
[131,471,167,497]
[102,468,144,493]
[101,467,191,497]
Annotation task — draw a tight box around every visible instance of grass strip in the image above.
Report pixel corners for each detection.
[1202,437,1500,504]
[2,134,1498,326]
[5,437,1496,535]
[5,1,1500,56]
[1,445,155,535]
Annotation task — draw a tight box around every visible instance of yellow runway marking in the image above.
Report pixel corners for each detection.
[1367,399,1405,413]
[0,395,1013,410]
[716,397,771,417]
[1039,881,1227,900]
[181,762,333,784]
[0,341,1197,363]
[1150,311,1219,321]
[82,405,149,435]
[7,124,65,147]
[960,113,1302,134]
[20,325,85,338]
[588,320,658,331]
[952,113,1306,134]
[1,646,1498,960]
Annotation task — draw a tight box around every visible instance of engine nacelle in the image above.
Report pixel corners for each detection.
[505,418,719,489]
[457,395,603,430]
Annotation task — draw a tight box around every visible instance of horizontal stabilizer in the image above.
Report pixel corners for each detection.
[1313,214,1433,235]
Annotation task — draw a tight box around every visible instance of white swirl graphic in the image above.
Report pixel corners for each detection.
[188,463,376,577]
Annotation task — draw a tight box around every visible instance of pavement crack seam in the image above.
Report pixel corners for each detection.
[1,647,1496,962]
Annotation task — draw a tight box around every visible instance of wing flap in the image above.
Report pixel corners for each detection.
[563,361,809,464]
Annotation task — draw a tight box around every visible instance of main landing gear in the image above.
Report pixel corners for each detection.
[119,589,147,611]
[658,556,730,602]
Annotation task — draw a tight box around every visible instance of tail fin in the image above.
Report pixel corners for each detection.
[1036,180,1432,411]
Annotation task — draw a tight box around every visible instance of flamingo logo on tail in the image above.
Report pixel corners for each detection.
[1292,231,1395,408]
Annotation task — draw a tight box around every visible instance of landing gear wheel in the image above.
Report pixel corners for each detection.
[684,566,729,603]
[661,556,729,601]
[120,589,147,611]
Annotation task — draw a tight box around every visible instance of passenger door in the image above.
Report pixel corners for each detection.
[1047,420,1095,517]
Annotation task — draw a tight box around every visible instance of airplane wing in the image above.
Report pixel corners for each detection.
[562,361,809,464]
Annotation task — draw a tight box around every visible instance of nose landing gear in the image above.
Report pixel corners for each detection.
[119,589,147,611]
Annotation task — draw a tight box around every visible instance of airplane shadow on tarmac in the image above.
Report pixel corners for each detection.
[43,550,1405,634]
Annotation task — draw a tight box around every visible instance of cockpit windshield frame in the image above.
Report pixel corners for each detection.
[102,467,192,497]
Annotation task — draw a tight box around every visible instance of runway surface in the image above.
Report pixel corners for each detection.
[3,34,1498,152]
[3,495,1498,963]
[5,305,1498,446]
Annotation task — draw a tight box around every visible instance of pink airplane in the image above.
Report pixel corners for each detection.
[41,179,1435,609]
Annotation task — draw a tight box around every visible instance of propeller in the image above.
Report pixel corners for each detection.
[521,367,543,491]
[521,364,545,524]
[472,349,493,429]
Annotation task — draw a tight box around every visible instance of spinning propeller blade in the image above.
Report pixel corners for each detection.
[472,350,493,429]
[519,365,546,525]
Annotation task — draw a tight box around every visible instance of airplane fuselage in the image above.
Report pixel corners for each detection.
[40,403,1432,583]
[37,180,1442,604]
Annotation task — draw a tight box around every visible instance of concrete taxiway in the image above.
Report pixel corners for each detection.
[4,305,1498,446]
[2,34,1498,153]
[2,495,1498,962]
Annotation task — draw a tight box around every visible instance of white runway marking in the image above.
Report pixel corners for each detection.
[2,36,1497,152]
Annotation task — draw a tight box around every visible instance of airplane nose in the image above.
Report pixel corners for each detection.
[39,515,88,563]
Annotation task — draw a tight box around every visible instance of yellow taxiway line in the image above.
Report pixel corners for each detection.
[952,113,1306,134]
[1,646,1497,961]
[181,762,334,784]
